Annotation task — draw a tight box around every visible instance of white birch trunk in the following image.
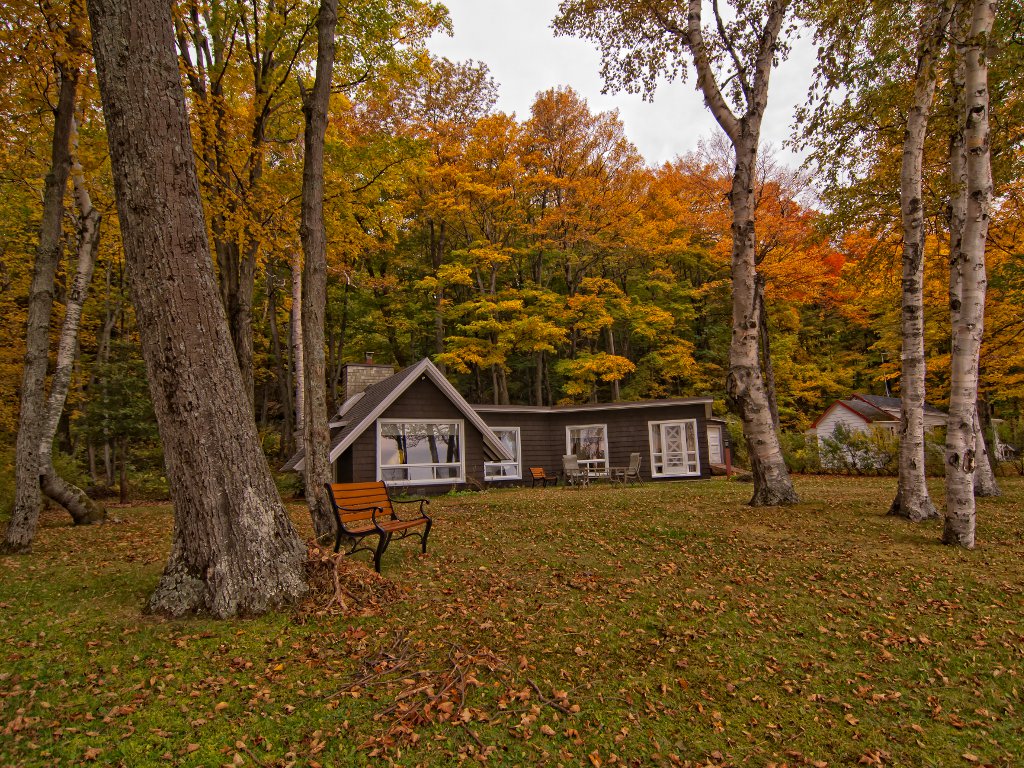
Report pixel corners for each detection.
[944,0,996,548]
[948,45,1000,498]
[887,0,954,522]
[684,0,797,505]
[38,123,106,524]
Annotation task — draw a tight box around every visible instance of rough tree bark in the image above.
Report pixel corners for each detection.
[291,251,305,432]
[40,122,106,525]
[2,68,78,554]
[947,36,1000,498]
[944,0,996,548]
[300,0,340,542]
[887,0,954,522]
[685,0,797,505]
[88,0,307,616]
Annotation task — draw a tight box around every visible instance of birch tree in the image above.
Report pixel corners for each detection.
[554,0,798,505]
[88,0,307,616]
[2,61,78,554]
[947,28,1000,498]
[944,0,997,548]
[38,121,106,525]
[886,0,955,522]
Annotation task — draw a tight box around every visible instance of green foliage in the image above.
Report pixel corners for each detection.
[779,430,822,474]
[76,338,158,449]
[819,423,899,475]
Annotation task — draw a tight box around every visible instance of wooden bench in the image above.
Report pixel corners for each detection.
[324,481,432,572]
[529,467,558,487]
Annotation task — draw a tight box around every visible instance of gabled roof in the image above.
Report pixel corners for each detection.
[852,393,946,416]
[808,398,895,429]
[286,358,512,471]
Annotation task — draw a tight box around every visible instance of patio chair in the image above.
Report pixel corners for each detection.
[562,454,590,487]
[612,452,644,485]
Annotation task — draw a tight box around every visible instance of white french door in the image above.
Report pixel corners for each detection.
[649,419,701,477]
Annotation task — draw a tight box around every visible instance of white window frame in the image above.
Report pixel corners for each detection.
[376,418,465,486]
[565,423,610,476]
[648,419,701,478]
[484,427,521,481]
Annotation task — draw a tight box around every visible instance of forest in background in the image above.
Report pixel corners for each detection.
[2,0,1023,502]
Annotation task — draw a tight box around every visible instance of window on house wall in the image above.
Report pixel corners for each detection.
[566,424,609,474]
[378,420,464,485]
[484,427,521,480]
[648,419,700,477]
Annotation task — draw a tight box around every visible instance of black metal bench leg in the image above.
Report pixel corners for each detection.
[373,533,392,573]
[421,519,432,554]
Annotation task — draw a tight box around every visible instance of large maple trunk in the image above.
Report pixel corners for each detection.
[300,0,340,542]
[887,0,954,522]
[727,136,797,505]
[88,0,307,616]
[39,134,106,525]
[944,0,996,548]
[2,69,77,554]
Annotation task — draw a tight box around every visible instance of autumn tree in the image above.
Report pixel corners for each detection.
[554,0,798,505]
[299,0,340,542]
[88,0,307,616]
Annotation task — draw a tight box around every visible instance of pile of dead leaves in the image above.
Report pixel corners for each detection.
[299,541,403,618]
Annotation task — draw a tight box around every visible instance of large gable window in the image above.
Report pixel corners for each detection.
[378,420,464,485]
[484,427,521,481]
[649,419,700,477]
[566,424,608,475]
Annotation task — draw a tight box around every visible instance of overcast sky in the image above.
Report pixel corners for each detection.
[426,0,815,168]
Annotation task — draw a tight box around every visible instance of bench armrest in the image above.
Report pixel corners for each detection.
[336,503,388,527]
[392,497,430,520]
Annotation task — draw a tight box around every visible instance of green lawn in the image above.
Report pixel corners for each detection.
[2,477,1023,767]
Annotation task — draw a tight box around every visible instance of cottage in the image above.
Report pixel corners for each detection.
[286,358,724,494]
[805,393,947,447]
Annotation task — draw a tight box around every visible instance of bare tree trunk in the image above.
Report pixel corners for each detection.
[300,0,340,542]
[39,124,106,525]
[88,0,307,616]
[534,351,544,406]
[606,326,621,401]
[684,0,796,506]
[888,0,954,522]
[291,251,305,430]
[267,269,294,459]
[944,0,995,548]
[2,68,77,554]
[118,437,129,504]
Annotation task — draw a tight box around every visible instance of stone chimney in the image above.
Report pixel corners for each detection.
[341,354,395,402]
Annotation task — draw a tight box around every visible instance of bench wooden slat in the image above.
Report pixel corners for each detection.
[324,480,432,572]
[529,466,557,487]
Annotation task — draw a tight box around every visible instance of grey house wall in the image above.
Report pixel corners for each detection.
[480,402,712,483]
[331,374,713,493]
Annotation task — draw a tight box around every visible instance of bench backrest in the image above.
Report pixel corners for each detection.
[530,467,549,479]
[326,481,394,525]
